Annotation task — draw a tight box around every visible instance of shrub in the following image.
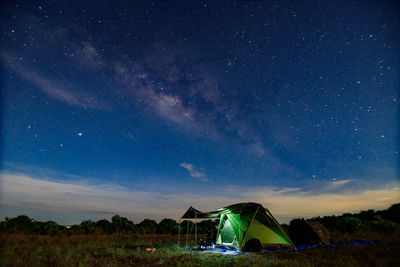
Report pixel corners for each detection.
[337,217,364,233]
[158,219,178,234]
[137,219,158,234]
[368,216,400,233]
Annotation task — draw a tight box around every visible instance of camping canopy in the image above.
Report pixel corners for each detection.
[181,206,218,220]
[180,202,294,249]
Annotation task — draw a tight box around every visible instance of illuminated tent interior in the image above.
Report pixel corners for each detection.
[180,202,295,250]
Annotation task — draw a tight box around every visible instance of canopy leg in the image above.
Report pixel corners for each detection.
[178,221,181,247]
[194,211,197,245]
[185,220,190,251]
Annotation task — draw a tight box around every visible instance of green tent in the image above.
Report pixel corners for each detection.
[181,202,294,250]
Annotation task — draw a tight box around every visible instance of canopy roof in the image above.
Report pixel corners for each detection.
[181,206,207,219]
[180,206,219,220]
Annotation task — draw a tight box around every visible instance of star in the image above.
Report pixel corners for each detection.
[78,132,83,136]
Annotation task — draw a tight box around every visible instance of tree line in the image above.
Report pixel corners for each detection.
[308,203,400,233]
[1,203,399,236]
[0,214,217,236]
[282,203,400,235]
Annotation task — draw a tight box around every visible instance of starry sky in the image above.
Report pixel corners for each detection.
[0,1,399,224]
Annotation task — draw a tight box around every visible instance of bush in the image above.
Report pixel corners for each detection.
[368,216,400,233]
[158,219,178,234]
[4,215,34,233]
[383,204,400,224]
[137,219,158,234]
[337,217,364,233]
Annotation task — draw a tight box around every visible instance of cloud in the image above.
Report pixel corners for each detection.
[1,172,398,224]
[180,163,208,181]
[329,179,353,189]
[1,51,106,109]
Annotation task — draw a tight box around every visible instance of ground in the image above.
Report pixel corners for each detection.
[1,233,399,266]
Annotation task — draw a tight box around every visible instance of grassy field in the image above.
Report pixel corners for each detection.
[1,233,399,266]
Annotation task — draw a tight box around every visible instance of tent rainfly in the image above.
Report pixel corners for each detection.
[180,202,294,250]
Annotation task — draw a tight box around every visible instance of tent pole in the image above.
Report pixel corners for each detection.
[265,207,297,250]
[240,205,260,250]
[178,220,181,247]
[185,220,189,251]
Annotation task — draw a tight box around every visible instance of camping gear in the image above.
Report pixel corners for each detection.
[179,202,295,250]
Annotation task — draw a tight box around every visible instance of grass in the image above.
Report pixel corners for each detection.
[1,233,399,266]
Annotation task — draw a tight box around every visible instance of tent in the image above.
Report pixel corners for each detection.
[288,219,331,246]
[180,202,295,250]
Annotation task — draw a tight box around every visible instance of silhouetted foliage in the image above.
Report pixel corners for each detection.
[197,220,218,234]
[180,220,193,234]
[95,219,113,234]
[368,215,400,233]
[158,218,178,234]
[1,203,399,237]
[377,203,400,224]
[80,220,96,234]
[287,204,400,245]
[40,221,64,236]
[5,215,34,233]
[111,215,135,234]
[337,217,365,232]
[137,219,158,234]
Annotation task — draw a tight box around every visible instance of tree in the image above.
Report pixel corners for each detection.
[80,220,95,234]
[6,215,34,233]
[111,215,135,234]
[137,219,158,234]
[198,220,218,234]
[383,203,400,224]
[44,221,62,235]
[158,218,178,234]
[96,219,113,234]
[337,217,364,233]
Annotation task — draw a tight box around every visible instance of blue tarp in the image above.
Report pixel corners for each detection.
[294,240,380,251]
[187,239,380,255]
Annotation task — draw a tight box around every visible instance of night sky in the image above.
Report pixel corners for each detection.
[1,1,399,224]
